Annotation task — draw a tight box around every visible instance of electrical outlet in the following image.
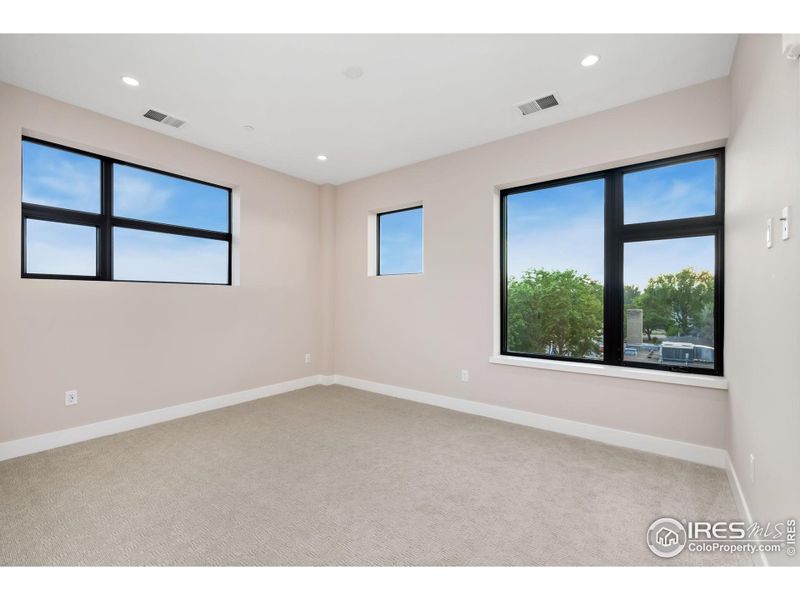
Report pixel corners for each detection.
[749,453,756,483]
[65,390,78,406]
[305,353,312,364]
[461,369,469,382]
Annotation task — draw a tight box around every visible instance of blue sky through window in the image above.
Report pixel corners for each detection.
[26,219,97,276]
[625,236,715,290]
[114,165,229,232]
[22,141,100,212]
[22,140,230,283]
[379,208,423,275]
[113,228,228,284]
[507,160,717,290]
[506,178,605,283]
[624,158,716,224]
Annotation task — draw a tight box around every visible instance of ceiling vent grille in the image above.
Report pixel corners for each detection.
[162,115,186,128]
[143,108,186,128]
[517,93,560,116]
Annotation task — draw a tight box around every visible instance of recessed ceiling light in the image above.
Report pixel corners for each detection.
[343,66,364,79]
[121,76,140,87]
[317,155,328,162]
[580,55,600,67]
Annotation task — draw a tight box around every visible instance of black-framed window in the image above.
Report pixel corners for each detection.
[21,137,232,285]
[501,148,724,376]
[376,205,423,276]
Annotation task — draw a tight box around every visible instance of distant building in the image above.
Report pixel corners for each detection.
[626,309,643,345]
[664,335,714,347]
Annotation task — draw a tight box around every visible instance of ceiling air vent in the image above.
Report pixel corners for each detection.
[161,115,186,128]
[143,108,186,128]
[143,109,168,122]
[517,93,560,116]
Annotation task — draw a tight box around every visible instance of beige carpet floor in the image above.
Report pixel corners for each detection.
[0,384,749,566]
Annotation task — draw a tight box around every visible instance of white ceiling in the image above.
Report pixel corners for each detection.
[0,34,737,185]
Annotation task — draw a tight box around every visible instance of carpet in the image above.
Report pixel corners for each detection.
[0,384,749,566]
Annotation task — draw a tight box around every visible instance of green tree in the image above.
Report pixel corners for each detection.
[635,268,714,339]
[694,303,715,341]
[507,269,603,357]
[624,284,641,306]
[633,285,672,341]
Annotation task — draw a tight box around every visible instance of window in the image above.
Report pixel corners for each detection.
[377,206,423,275]
[21,137,232,285]
[501,149,723,375]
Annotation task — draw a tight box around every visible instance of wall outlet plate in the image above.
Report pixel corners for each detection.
[461,369,469,382]
[65,390,78,406]
[304,353,312,364]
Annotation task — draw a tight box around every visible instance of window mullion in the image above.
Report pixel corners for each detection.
[604,170,624,367]
[99,159,114,280]
[714,229,725,376]
[21,204,103,226]
[110,216,231,241]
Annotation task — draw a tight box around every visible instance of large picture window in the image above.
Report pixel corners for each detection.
[21,137,232,285]
[501,149,724,375]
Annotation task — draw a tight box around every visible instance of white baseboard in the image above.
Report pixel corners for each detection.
[331,375,728,469]
[3,371,761,564]
[726,454,769,567]
[0,375,323,462]
[1,373,727,470]
[318,374,336,386]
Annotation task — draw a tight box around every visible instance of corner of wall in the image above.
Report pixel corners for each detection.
[725,34,800,566]
[319,183,337,375]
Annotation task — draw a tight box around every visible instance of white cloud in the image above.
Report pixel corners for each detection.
[26,221,96,276]
[113,230,227,283]
[113,169,174,217]
[23,155,100,212]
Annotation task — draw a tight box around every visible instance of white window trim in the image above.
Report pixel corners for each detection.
[368,203,425,277]
[488,354,728,390]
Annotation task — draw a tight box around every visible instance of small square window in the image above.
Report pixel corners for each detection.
[377,206,423,276]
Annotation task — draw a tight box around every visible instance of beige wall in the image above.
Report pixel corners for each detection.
[0,83,324,443]
[2,40,798,551]
[727,35,800,565]
[333,77,732,449]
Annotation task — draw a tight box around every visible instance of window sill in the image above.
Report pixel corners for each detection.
[488,355,728,390]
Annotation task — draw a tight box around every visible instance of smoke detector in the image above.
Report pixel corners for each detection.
[517,93,560,116]
[143,108,186,128]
